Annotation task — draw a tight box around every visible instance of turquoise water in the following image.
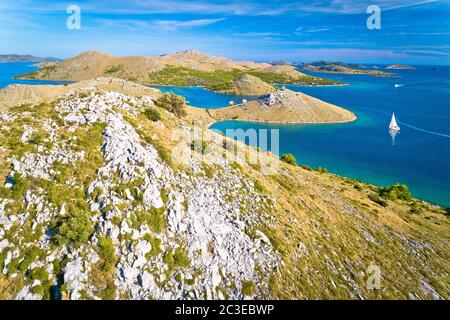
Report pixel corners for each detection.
[2,62,449,206]
[211,67,450,207]
[152,85,256,109]
[0,62,70,88]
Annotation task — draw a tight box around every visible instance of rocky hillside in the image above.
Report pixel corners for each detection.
[0,78,161,111]
[0,78,449,300]
[15,50,342,94]
[207,89,357,124]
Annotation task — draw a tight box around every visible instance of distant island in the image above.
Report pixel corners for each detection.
[0,54,61,63]
[301,61,394,77]
[386,64,416,70]
[15,50,344,95]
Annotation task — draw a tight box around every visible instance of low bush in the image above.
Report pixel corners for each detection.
[317,166,329,174]
[241,280,255,296]
[410,204,422,214]
[104,64,123,74]
[379,183,412,201]
[155,93,186,117]
[143,108,161,122]
[163,247,190,271]
[28,267,49,281]
[97,236,116,273]
[54,204,94,245]
[280,153,297,165]
[369,193,388,207]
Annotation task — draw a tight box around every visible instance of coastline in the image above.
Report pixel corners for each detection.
[205,114,358,128]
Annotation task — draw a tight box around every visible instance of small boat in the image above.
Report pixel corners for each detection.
[242,99,248,104]
[394,84,403,88]
[389,113,400,132]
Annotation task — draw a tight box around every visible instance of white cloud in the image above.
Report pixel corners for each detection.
[96,17,226,32]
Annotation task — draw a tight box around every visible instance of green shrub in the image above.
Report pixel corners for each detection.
[369,194,388,207]
[54,204,94,245]
[28,267,49,281]
[10,172,27,198]
[146,208,166,234]
[173,247,190,268]
[133,208,166,234]
[410,204,422,214]
[280,153,297,166]
[163,247,190,271]
[143,234,163,258]
[444,208,450,216]
[241,280,255,296]
[379,184,412,201]
[317,166,329,174]
[97,236,116,273]
[97,283,117,300]
[7,246,44,275]
[143,108,161,122]
[104,64,123,74]
[253,180,266,193]
[155,93,186,117]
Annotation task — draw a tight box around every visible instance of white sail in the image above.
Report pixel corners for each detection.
[389,113,400,131]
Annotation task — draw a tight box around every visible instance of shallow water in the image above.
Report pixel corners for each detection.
[151,85,257,109]
[0,62,70,88]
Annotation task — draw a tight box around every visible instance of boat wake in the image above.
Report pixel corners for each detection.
[399,121,450,139]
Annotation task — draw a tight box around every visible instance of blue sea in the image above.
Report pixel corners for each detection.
[151,85,256,109]
[212,66,450,207]
[1,62,449,206]
[0,62,70,88]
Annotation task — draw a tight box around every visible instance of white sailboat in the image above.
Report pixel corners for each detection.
[389,113,400,145]
[389,113,400,132]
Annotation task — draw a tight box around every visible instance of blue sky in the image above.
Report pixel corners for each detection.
[1,0,449,64]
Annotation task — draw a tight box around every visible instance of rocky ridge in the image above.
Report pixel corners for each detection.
[0,88,280,299]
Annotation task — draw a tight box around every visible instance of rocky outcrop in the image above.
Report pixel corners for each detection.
[0,87,280,300]
[207,89,357,124]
